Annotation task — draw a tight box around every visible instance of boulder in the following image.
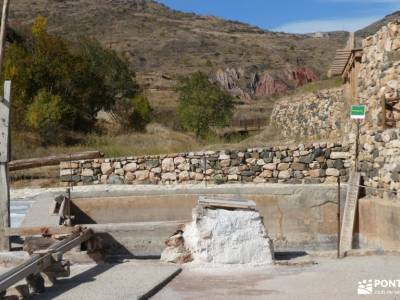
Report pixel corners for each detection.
[106,175,124,185]
[101,163,114,176]
[162,158,175,172]
[135,170,150,181]
[124,162,137,172]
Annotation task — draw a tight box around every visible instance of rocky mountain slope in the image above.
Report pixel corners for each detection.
[8,0,348,104]
[356,11,400,39]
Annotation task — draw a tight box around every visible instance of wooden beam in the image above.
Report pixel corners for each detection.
[9,151,103,171]
[0,229,93,293]
[0,0,9,72]
[0,81,11,251]
[0,0,11,252]
[6,226,75,237]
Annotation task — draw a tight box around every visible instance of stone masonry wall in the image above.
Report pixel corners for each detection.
[358,21,400,129]
[355,21,400,198]
[359,128,400,198]
[60,143,351,186]
[270,88,345,139]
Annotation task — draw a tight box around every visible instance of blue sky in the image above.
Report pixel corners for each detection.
[158,0,400,33]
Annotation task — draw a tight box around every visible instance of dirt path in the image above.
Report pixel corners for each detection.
[153,256,400,300]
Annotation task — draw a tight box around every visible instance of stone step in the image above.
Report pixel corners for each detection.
[339,171,361,257]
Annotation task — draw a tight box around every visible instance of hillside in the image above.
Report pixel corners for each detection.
[8,0,348,107]
[356,11,400,39]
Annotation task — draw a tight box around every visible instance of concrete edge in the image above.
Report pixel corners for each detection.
[11,183,349,200]
[137,267,182,300]
[308,249,400,259]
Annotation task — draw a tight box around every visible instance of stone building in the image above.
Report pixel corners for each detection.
[334,22,400,131]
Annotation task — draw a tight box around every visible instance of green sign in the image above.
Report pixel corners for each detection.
[351,105,366,119]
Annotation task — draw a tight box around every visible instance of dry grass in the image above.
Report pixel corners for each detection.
[10,166,60,188]
[85,124,202,157]
[12,123,202,160]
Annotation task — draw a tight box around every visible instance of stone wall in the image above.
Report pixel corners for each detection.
[359,128,400,198]
[355,22,400,198]
[358,21,400,129]
[270,88,345,139]
[60,143,351,186]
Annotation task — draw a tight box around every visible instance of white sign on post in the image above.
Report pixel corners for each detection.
[0,80,11,163]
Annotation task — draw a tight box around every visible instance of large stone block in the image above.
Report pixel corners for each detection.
[277,163,290,171]
[330,152,350,159]
[162,158,175,172]
[278,170,291,179]
[81,169,94,177]
[135,170,150,181]
[291,162,306,171]
[124,162,137,172]
[263,163,277,170]
[326,168,340,177]
[162,172,177,181]
[309,169,325,178]
[101,163,114,175]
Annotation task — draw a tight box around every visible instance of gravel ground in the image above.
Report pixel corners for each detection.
[153,256,400,300]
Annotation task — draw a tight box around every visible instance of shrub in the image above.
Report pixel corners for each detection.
[131,94,152,131]
[111,94,152,131]
[26,90,72,144]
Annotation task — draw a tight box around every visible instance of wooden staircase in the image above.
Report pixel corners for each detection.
[339,171,361,257]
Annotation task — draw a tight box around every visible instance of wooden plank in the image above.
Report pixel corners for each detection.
[0,0,11,253]
[339,171,361,257]
[198,196,256,210]
[9,151,103,171]
[0,229,93,293]
[0,80,11,251]
[0,165,9,250]
[0,0,9,73]
[0,84,10,163]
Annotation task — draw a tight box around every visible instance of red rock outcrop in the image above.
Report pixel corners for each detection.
[213,65,318,99]
[251,73,288,98]
[287,67,318,87]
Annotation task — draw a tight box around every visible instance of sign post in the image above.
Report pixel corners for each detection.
[350,105,366,120]
[351,105,366,172]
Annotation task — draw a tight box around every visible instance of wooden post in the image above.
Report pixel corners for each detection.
[0,0,10,69]
[0,81,11,250]
[355,119,361,172]
[337,176,341,259]
[0,0,12,251]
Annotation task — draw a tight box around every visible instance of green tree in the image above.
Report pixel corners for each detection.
[2,16,150,143]
[77,38,151,131]
[177,72,234,138]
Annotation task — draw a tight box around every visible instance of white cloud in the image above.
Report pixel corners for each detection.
[273,16,382,33]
